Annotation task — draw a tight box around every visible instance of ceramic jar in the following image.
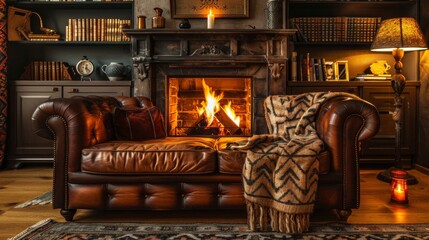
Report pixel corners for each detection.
[101,62,131,81]
[152,7,165,29]
[179,19,191,29]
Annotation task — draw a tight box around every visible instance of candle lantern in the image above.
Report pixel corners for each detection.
[390,169,408,204]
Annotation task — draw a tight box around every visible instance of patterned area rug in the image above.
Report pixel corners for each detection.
[10,219,429,240]
[14,192,52,208]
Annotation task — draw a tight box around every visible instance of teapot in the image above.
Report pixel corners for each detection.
[370,60,391,75]
[101,62,131,81]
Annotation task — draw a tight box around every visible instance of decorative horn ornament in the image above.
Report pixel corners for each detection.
[269,63,284,81]
[31,11,56,34]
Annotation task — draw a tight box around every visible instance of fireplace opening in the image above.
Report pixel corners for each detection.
[167,77,252,137]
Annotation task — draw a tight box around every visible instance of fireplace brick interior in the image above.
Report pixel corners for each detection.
[168,77,252,137]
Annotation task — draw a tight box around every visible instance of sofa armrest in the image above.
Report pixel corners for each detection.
[316,95,380,209]
[32,96,120,169]
[32,96,122,208]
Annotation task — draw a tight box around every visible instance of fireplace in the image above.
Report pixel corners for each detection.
[124,29,296,136]
[168,77,252,136]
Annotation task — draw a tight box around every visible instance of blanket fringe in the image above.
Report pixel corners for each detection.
[246,201,311,233]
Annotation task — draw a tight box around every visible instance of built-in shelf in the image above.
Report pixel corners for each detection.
[8,41,131,46]
[7,1,133,9]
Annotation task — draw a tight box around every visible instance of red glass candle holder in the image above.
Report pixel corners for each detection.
[390,169,408,204]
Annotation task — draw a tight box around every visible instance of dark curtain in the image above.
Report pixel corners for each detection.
[0,0,7,168]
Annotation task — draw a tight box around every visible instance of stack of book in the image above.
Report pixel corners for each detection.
[65,18,131,42]
[290,17,382,43]
[28,33,61,41]
[20,61,73,81]
[355,74,392,81]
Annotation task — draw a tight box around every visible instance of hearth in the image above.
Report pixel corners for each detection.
[124,29,296,136]
[168,77,251,136]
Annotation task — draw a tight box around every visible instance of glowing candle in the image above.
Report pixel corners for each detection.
[207,9,215,29]
[393,183,406,202]
[390,169,408,204]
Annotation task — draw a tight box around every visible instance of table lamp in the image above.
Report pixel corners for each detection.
[371,17,427,185]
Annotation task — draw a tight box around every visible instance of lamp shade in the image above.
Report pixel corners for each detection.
[371,18,427,52]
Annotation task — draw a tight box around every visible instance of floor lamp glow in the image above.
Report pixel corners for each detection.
[371,17,427,185]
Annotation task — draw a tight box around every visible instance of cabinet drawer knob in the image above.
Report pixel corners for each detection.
[53,87,59,92]
[73,88,79,93]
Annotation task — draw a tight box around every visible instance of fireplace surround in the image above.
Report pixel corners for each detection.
[124,29,296,135]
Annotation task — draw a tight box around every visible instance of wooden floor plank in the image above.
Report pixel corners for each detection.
[0,166,428,239]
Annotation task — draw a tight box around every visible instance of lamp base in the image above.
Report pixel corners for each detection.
[377,166,418,185]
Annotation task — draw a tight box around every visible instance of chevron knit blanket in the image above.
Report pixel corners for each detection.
[231,92,353,233]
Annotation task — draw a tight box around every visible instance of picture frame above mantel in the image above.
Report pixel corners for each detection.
[171,0,249,19]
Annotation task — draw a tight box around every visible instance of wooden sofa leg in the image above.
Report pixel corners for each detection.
[336,209,352,222]
[60,209,77,221]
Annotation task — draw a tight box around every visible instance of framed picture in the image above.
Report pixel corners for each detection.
[171,0,249,19]
[324,61,335,81]
[334,60,349,81]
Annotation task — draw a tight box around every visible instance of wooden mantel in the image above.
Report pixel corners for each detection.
[123,28,297,36]
[123,28,297,64]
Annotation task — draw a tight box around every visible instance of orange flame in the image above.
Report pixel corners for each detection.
[222,101,240,126]
[196,79,240,127]
[196,79,223,126]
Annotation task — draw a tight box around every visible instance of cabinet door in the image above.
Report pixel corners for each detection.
[9,85,62,161]
[362,86,417,163]
[63,86,130,98]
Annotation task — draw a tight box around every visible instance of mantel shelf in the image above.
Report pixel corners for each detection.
[123,29,297,36]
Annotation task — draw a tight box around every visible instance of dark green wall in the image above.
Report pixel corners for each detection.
[418,0,429,169]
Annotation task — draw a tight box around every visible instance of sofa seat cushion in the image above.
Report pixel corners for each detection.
[216,137,248,174]
[81,137,217,174]
[216,137,331,175]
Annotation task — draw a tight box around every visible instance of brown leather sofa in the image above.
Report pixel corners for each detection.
[32,95,380,221]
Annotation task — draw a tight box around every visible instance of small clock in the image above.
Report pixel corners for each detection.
[76,56,94,81]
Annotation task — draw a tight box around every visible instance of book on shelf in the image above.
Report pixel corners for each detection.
[20,61,73,81]
[290,51,333,82]
[65,18,131,42]
[290,16,381,43]
[291,51,298,81]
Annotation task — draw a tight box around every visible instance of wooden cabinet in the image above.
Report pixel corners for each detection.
[361,85,417,165]
[8,81,131,166]
[9,85,62,163]
[286,81,419,166]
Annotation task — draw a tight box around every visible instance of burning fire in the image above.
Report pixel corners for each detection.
[222,101,240,126]
[196,79,240,127]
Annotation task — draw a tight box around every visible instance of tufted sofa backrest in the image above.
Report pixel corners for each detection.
[71,96,154,142]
